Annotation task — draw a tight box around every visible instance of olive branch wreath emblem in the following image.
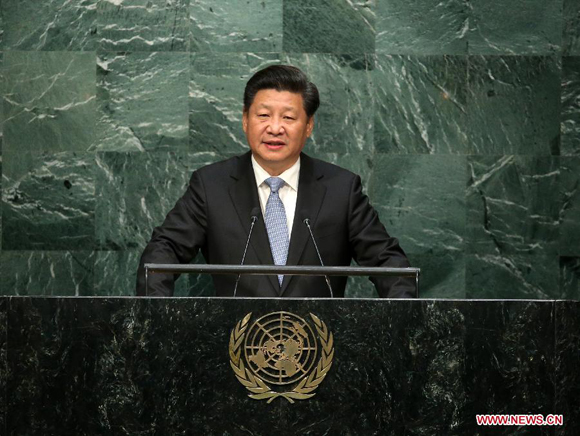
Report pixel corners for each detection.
[229,312,334,403]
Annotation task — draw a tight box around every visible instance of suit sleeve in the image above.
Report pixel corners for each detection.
[347,175,416,298]
[136,171,208,296]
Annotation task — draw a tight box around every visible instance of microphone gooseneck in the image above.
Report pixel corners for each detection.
[233,207,260,297]
[303,217,334,298]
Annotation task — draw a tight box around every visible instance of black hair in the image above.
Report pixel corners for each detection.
[243,65,320,118]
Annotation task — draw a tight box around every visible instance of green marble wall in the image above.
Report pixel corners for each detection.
[0,0,579,299]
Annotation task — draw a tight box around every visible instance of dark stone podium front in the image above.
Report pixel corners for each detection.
[1,297,578,435]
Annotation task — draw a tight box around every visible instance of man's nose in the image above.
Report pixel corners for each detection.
[267,117,284,134]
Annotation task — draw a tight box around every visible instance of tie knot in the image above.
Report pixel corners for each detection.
[265,177,285,194]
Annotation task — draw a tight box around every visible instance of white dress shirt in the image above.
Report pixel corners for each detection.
[251,155,300,238]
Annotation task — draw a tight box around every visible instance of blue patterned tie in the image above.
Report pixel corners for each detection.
[264,177,289,286]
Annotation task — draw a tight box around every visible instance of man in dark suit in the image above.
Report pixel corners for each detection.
[136,65,414,298]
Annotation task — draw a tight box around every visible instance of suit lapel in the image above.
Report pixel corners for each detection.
[228,152,279,294]
[280,154,327,296]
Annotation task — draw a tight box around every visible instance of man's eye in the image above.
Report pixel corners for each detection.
[258,114,269,118]
[284,116,295,120]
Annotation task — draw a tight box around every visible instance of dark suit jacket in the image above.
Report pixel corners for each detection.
[136,152,415,298]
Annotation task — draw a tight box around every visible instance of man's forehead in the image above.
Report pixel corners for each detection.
[250,89,304,110]
[255,101,299,111]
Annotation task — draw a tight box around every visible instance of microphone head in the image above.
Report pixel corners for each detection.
[300,210,310,225]
[250,206,261,220]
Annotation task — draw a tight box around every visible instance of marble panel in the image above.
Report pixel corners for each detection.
[373,55,468,154]
[190,53,279,154]
[370,154,467,255]
[3,51,96,154]
[283,0,375,54]
[0,298,5,434]
[563,0,580,55]
[555,301,580,436]
[7,297,152,434]
[468,0,562,55]
[460,301,554,435]
[560,157,580,256]
[94,250,215,297]
[561,57,580,156]
[560,257,580,301]
[376,0,468,55]
[408,252,465,299]
[2,152,96,250]
[190,0,282,52]
[1,0,98,51]
[467,156,560,257]
[0,251,94,296]
[98,0,189,51]
[94,52,189,152]
[95,151,228,251]
[466,253,560,299]
[467,56,561,155]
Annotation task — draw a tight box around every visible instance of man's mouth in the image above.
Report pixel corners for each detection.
[263,140,286,149]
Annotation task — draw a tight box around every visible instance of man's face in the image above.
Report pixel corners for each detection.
[243,89,314,176]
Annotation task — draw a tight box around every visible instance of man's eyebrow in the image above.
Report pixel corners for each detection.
[256,103,298,112]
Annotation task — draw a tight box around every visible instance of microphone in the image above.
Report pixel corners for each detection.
[303,216,334,298]
[233,207,260,297]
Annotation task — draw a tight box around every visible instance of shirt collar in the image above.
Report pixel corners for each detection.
[251,155,300,192]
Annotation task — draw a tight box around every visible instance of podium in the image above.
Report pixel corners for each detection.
[1,295,578,435]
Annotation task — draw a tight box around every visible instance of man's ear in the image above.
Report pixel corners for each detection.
[242,111,248,133]
[306,116,314,137]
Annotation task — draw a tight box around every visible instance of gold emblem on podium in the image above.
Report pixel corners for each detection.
[229,311,334,403]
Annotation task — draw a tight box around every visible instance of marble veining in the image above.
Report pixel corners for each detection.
[467,56,561,155]
[560,157,580,256]
[190,0,283,52]
[98,0,189,52]
[467,156,560,256]
[2,152,96,250]
[95,51,189,151]
[283,0,375,54]
[560,257,580,300]
[373,55,468,154]
[555,301,580,436]
[376,0,468,55]
[1,0,98,51]
[468,0,562,55]
[563,0,580,55]
[466,253,560,299]
[3,51,96,154]
[0,298,5,435]
[1,251,94,296]
[371,154,467,255]
[561,57,580,156]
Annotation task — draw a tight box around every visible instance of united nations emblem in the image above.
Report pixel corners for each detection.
[229,311,334,403]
